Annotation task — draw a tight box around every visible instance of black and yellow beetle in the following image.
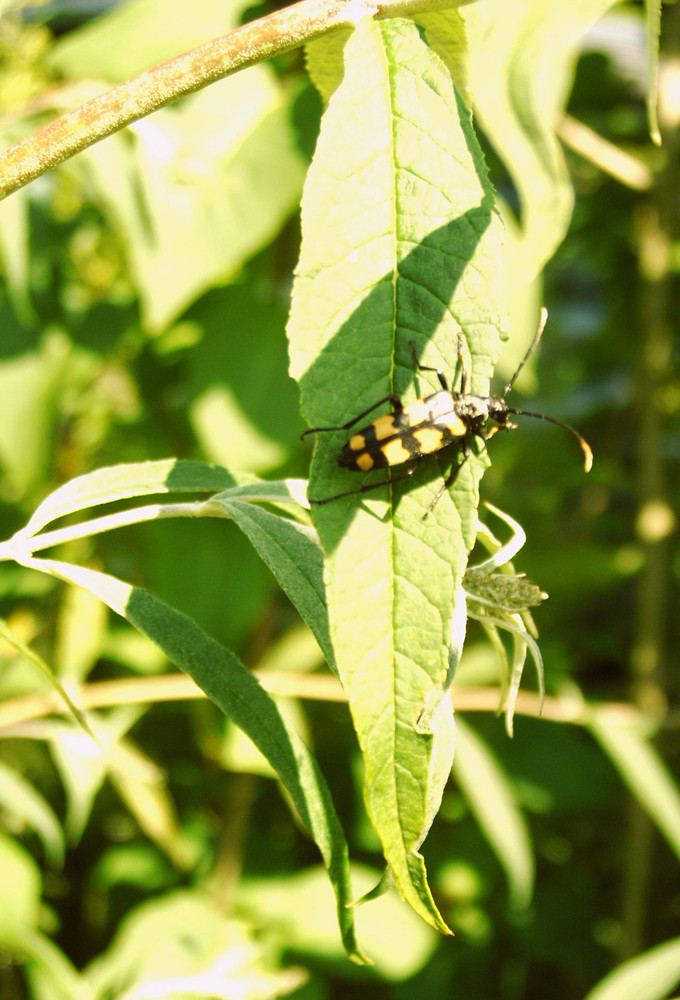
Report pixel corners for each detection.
[302,309,593,517]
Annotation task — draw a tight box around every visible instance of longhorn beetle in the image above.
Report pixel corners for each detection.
[302,309,593,518]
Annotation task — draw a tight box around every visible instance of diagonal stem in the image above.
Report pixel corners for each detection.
[0,0,360,200]
[0,0,455,200]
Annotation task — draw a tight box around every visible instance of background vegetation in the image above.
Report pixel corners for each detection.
[0,0,678,998]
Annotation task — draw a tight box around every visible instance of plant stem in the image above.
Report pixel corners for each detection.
[0,501,221,560]
[0,0,457,200]
[0,673,640,732]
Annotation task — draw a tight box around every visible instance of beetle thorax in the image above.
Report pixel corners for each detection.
[454,394,492,422]
[486,395,511,426]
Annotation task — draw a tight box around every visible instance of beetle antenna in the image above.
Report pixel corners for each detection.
[505,407,593,472]
[503,306,549,400]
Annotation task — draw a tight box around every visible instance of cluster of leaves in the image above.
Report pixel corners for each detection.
[0,0,679,998]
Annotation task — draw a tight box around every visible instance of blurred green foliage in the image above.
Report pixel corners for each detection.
[0,0,679,998]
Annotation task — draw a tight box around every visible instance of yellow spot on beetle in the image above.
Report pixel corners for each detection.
[348,433,366,452]
[382,438,412,465]
[356,452,375,471]
[412,427,446,455]
[373,414,399,440]
[440,414,466,437]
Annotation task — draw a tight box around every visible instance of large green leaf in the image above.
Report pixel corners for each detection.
[289,16,505,931]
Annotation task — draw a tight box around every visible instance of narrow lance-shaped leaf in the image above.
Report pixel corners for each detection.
[16,556,364,963]
[583,936,680,1000]
[589,710,680,862]
[17,459,239,539]
[214,492,334,669]
[289,16,505,931]
[454,716,534,909]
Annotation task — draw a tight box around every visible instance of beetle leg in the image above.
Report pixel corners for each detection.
[308,462,421,506]
[301,394,402,440]
[456,335,467,395]
[422,419,475,518]
[409,340,449,392]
